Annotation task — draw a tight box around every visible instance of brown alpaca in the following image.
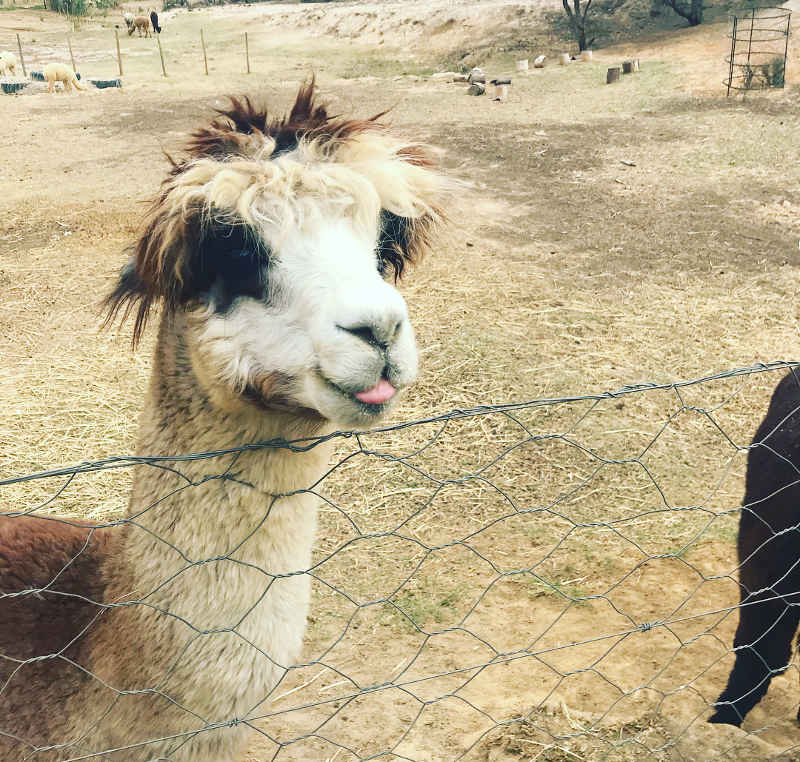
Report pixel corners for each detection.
[128,16,151,36]
[0,82,446,761]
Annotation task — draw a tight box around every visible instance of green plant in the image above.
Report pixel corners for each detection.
[739,56,785,90]
[49,0,87,15]
[384,586,465,631]
[759,56,785,88]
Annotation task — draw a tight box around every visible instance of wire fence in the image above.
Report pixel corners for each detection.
[2,15,259,88]
[3,361,800,760]
[725,6,791,95]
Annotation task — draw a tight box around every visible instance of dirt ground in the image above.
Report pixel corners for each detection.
[3,0,800,760]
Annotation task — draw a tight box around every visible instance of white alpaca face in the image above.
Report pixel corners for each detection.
[190,209,418,428]
[107,87,445,428]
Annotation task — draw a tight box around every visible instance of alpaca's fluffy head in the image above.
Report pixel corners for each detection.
[106,81,446,427]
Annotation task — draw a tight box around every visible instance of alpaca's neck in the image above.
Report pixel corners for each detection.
[105,317,332,630]
[74,321,333,760]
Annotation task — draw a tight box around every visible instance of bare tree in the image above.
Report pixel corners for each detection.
[562,0,595,52]
[661,0,702,26]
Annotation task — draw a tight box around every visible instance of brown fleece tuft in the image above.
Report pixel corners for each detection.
[185,79,385,162]
[0,516,114,753]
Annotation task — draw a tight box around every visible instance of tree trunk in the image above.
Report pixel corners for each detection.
[662,0,703,26]
[562,0,593,51]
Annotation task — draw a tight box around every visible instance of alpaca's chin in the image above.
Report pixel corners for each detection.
[305,373,402,429]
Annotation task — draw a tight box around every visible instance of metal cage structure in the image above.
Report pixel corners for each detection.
[725,6,791,94]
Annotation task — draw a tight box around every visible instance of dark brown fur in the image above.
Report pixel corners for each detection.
[184,80,383,161]
[0,517,114,756]
[710,369,800,725]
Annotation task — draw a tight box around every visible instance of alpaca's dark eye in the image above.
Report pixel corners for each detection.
[194,223,270,313]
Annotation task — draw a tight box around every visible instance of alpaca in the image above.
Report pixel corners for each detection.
[149,8,162,33]
[0,82,445,761]
[123,10,135,31]
[0,51,17,76]
[710,369,800,726]
[43,62,86,93]
[128,15,152,36]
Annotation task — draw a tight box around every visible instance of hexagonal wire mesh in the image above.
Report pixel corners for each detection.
[725,6,791,95]
[3,360,800,760]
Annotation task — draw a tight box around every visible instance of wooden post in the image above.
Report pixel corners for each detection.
[114,28,123,77]
[16,33,27,77]
[201,27,208,75]
[746,7,755,69]
[67,34,76,72]
[606,67,620,84]
[727,16,737,95]
[245,31,250,74]
[156,32,167,77]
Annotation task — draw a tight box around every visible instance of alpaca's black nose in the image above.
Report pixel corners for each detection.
[338,319,401,350]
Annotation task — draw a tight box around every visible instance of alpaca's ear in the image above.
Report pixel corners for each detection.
[377,211,413,280]
[103,204,194,346]
[186,96,269,160]
[103,255,152,347]
[377,209,439,281]
[116,257,147,296]
[369,141,446,280]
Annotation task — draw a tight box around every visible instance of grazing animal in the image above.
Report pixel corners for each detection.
[0,82,445,761]
[43,62,85,93]
[149,7,161,33]
[128,15,151,36]
[0,50,17,76]
[710,369,800,726]
[123,10,135,31]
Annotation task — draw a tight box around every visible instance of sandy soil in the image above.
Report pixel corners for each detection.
[3,1,800,759]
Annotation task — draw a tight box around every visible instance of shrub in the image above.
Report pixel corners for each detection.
[49,0,88,15]
[760,56,785,88]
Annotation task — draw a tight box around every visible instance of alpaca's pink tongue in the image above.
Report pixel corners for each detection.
[355,379,396,404]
